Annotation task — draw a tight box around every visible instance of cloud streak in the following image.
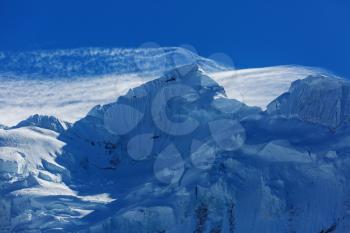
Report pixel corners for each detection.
[0,74,151,126]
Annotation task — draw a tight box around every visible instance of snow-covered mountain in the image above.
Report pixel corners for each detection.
[14,114,71,133]
[267,75,350,128]
[1,64,350,233]
[0,47,331,126]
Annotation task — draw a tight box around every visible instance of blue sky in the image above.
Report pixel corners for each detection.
[0,0,349,77]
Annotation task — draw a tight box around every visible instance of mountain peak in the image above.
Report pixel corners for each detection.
[69,64,252,170]
[14,114,71,133]
[267,75,350,128]
[80,64,228,136]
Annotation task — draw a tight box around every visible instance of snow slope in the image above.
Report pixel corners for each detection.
[1,64,350,233]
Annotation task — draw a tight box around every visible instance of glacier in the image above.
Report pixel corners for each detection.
[0,62,350,233]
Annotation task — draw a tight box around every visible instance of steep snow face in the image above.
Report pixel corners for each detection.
[1,65,350,233]
[267,75,350,128]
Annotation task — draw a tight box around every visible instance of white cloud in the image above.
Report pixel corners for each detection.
[0,74,151,126]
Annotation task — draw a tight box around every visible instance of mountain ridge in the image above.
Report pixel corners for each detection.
[1,65,350,232]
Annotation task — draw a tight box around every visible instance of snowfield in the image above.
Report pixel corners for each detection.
[0,48,349,233]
